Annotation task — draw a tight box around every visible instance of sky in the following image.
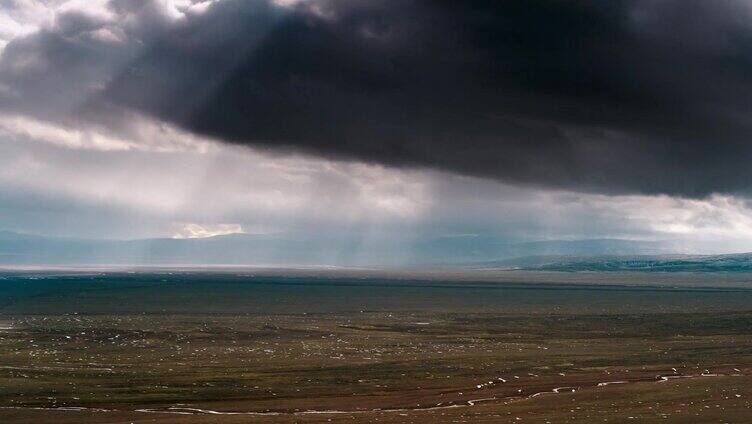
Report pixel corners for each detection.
[2,0,752,252]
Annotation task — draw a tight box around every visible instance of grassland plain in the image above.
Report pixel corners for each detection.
[2,270,752,423]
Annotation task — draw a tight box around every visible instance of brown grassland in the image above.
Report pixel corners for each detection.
[2,309,752,423]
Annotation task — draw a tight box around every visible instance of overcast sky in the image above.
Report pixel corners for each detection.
[2,0,752,251]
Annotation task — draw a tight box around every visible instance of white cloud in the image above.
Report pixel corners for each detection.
[0,128,431,230]
[0,1,55,46]
[0,113,136,151]
[271,0,306,8]
[0,112,214,152]
[57,0,115,22]
[171,222,243,238]
[591,194,752,239]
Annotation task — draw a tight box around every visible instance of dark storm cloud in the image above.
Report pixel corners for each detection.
[6,0,752,197]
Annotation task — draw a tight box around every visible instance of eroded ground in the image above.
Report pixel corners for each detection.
[2,310,752,423]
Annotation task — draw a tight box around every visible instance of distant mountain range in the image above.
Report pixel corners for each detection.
[474,253,752,272]
[0,230,749,270]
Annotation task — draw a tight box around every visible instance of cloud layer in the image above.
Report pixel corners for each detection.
[3,1,752,197]
[3,1,752,249]
[74,0,752,196]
